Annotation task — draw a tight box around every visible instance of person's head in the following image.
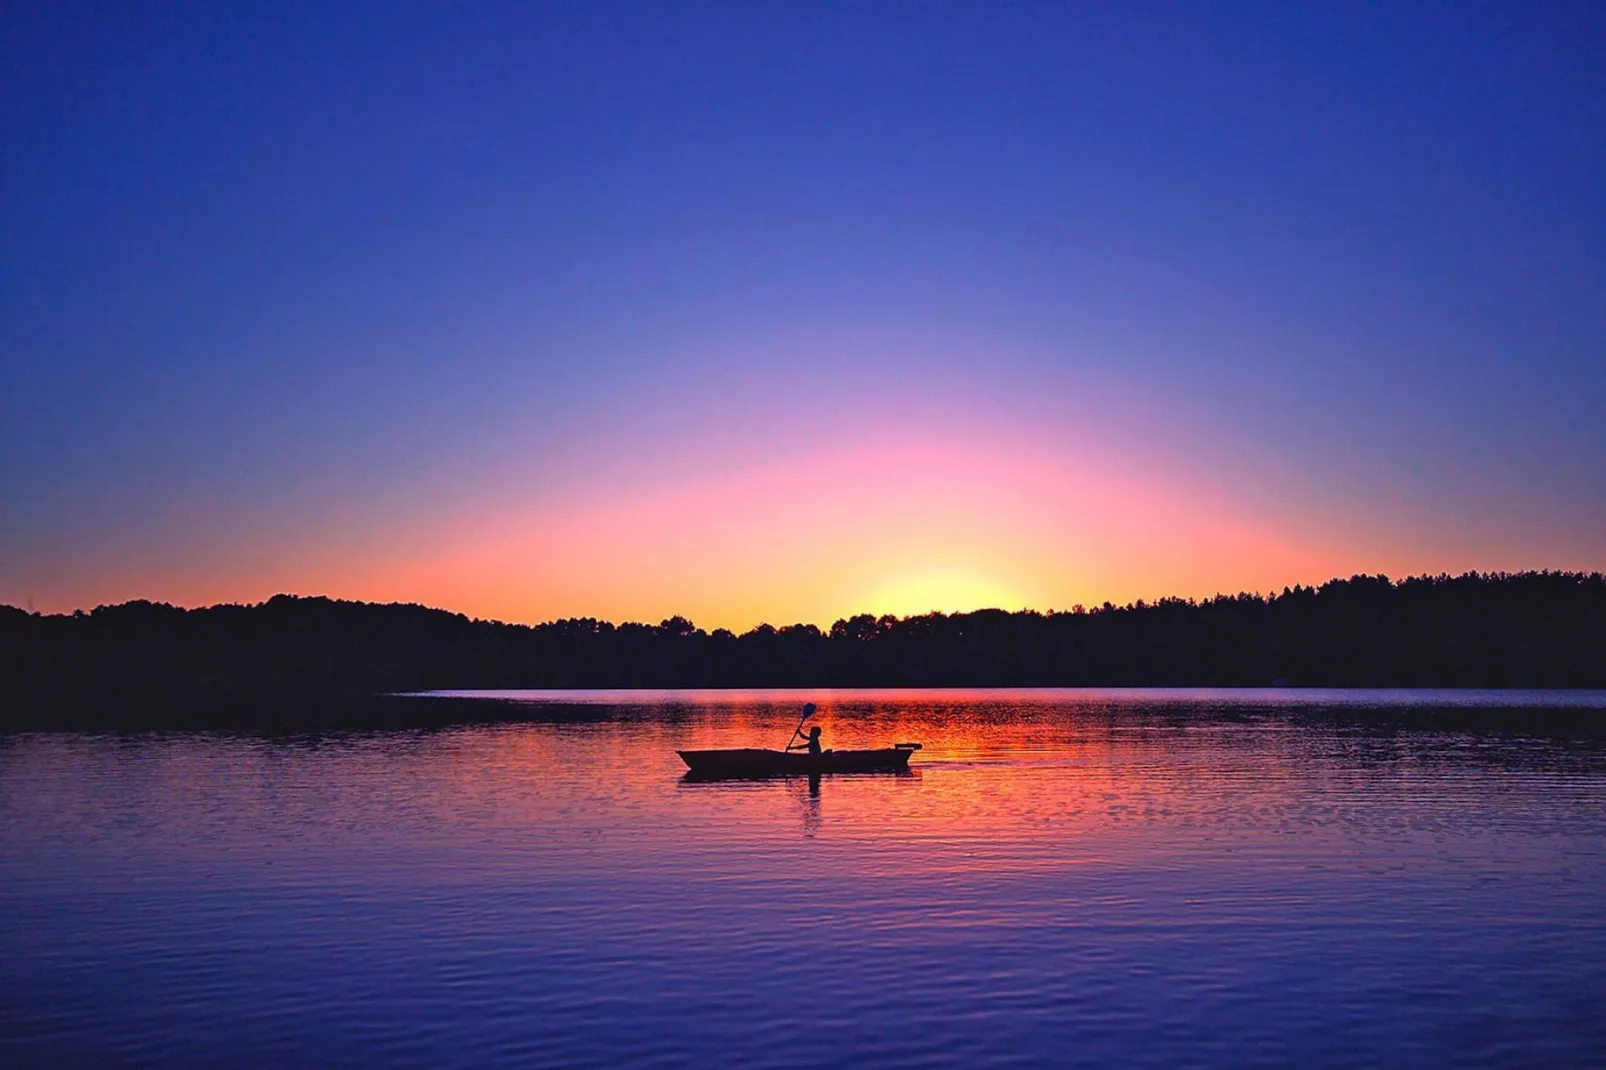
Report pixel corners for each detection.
[809,726,821,738]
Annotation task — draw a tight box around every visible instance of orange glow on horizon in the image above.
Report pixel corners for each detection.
[267,435,1406,627]
[14,429,1549,628]
[373,435,1399,628]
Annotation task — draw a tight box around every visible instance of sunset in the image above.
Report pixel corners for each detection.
[5,6,1601,627]
[4,4,1604,1066]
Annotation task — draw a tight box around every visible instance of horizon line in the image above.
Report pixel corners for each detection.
[9,567,1602,634]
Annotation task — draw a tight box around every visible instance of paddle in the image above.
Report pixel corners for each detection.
[784,703,817,751]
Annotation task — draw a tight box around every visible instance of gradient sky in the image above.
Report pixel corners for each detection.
[4,3,1603,628]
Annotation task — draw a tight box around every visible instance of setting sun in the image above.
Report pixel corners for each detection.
[857,567,1026,617]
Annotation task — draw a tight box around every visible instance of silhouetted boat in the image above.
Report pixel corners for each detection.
[678,743,921,779]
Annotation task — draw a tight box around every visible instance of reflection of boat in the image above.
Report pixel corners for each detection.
[678,743,921,779]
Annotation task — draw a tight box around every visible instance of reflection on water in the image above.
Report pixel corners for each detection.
[3,690,1605,1067]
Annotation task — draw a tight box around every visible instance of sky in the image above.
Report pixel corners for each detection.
[3,2,1603,629]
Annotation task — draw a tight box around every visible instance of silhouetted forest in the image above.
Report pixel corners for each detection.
[3,571,1603,729]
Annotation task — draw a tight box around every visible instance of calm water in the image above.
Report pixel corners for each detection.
[4,689,1606,1067]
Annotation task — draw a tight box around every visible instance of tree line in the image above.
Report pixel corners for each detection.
[2,570,1602,729]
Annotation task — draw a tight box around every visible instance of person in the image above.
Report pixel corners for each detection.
[788,704,822,753]
[804,725,823,756]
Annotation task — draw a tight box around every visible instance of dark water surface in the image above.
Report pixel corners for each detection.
[4,689,1606,1067]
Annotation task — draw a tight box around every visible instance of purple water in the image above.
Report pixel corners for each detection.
[4,689,1605,1066]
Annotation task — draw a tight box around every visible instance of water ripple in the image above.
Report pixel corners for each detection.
[3,692,1605,1066]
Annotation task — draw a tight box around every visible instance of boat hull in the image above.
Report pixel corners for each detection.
[678,747,916,779]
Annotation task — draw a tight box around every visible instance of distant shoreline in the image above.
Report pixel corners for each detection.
[4,571,1604,730]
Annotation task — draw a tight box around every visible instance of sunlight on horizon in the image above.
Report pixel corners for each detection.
[853,568,1029,619]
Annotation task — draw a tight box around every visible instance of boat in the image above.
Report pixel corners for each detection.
[678,743,921,779]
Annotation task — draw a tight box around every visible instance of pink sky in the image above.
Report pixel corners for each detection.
[19,427,1554,630]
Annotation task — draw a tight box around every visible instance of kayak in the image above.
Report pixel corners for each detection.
[678,743,921,779]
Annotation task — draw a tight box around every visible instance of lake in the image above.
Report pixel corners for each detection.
[4,689,1605,1067]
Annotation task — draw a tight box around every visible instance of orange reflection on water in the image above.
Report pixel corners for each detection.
[8,699,1604,1064]
[386,692,1405,886]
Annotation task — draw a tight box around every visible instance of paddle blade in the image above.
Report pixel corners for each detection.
[801,703,817,719]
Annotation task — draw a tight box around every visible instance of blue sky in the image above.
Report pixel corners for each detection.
[3,3,1602,622]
